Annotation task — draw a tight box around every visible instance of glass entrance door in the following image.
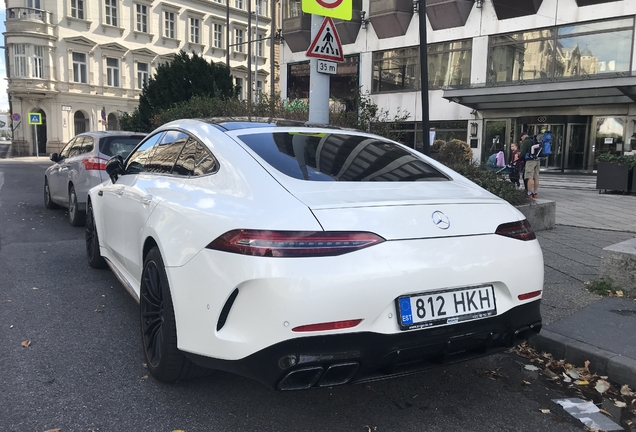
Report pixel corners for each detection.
[566,124,587,170]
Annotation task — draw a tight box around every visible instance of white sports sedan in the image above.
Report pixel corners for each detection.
[86,119,543,390]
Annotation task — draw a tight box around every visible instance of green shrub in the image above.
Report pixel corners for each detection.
[431,139,446,153]
[438,139,473,165]
[446,162,530,206]
[596,152,636,169]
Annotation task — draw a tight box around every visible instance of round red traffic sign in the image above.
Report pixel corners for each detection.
[315,0,344,8]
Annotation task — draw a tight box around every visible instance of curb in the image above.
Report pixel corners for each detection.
[530,329,636,388]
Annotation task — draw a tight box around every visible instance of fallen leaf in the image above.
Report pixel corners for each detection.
[599,408,613,417]
[522,380,531,385]
[524,365,539,371]
[44,429,62,432]
[576,380,590,386]
[540,408,550,414]
[584,360,590,371]
[595,379,610,394]
[566,369,580,379]
[172,430,186,432]
[21,340,31,348]
[621,384,633,396]
[615,290,624,297]
[140,375,148,381]
[32,287,38,290]
[614,401,627,408]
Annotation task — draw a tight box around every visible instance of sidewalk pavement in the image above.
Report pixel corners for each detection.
[530,171,636,388]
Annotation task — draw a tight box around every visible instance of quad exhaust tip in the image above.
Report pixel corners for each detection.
[277,362,360,391]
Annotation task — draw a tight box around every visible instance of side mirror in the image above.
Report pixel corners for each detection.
[49,153,59,163]
[106,155,124,183]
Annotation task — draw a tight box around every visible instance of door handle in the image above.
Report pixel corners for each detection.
[140,195,152,205]
[116,188,125,196]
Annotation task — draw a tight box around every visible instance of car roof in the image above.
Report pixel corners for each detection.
[199,117,350,132]
[76,131,147,137]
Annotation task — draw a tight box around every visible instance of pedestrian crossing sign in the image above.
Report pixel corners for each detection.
[306,17,345,63]
[28,113,42,125]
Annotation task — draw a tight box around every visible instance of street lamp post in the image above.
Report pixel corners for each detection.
[418,0,430,155]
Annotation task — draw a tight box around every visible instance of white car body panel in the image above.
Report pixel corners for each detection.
[170,233,543,360]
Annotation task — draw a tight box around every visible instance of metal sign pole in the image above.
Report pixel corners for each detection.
[33,124,39,158]
[308,14,330,124]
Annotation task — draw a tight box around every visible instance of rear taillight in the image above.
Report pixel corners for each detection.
[518,290,542,301]
[83,156,108,171]
[292,319,363,332]
[206,230,385,257]
[495,220,536,241]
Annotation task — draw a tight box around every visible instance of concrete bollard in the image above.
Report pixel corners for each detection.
[599,238,636,297]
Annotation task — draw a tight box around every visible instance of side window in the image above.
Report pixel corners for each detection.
[125,132,164,174]
[193,143,219,176]
[78,136,94,155]
[66,137,86,158]
[172,137,197,176]
[145,130,189,174]
[59,138,77,159]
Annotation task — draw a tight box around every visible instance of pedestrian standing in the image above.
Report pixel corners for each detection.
[509,142,522,187]
[519,131,540,198]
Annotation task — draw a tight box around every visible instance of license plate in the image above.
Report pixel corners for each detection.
[397,285,497,330]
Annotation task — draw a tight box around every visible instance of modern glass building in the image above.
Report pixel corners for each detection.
[280,0,636,171]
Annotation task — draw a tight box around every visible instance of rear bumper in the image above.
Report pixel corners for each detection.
[186,299,541,390]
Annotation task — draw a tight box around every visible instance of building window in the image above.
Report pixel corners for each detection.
[135,4,148,32]
[488,17,634,84]
[13,44,27,78]
[235,29,244,52]
[372,47,420,93]
[190,18,200,44]
[33,46,44,79]
[27,0,41,8]
[428,40,472,89]
[256,0,265,15]
[137,62,149,89]
[213,24,223,48]
[256,34,264,57]
[71,0,85,19]
[256,80,263,101]
[106,57,120,87]
[235,77,243,100]
[235,0,243,9]
[164,11,175,38]
[284,0,301,18]
[105,0,118,26]
[72,52,87,83]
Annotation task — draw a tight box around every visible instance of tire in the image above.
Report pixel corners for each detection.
[140,247,207,382]
[44,178,59,210]
[68,184,86,227]
[85,200,108,269]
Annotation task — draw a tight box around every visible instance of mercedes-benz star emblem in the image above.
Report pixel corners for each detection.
[431,211,450,230]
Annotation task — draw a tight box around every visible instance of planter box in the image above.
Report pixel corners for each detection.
[596,161,632,193]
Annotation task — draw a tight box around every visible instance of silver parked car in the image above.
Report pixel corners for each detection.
[44,131,146,226]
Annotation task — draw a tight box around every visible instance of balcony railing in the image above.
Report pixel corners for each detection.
[7,7,53,25]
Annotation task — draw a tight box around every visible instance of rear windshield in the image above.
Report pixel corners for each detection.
[237,132,449,182]
[99,136,146,158]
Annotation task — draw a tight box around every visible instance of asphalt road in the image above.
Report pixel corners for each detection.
[0,159,587,432]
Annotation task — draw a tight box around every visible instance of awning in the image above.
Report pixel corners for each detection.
[442,75,636,111]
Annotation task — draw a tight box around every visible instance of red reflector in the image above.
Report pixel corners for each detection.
[518,290,542,301]
[495,220,536,241]
[207,230,385,257]
[83,156,108,171]
[292,319,362,332]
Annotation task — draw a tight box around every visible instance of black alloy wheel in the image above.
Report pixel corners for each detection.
[44,178,59,209]
[140,247,205,382]
[85,201,107,269]
[68,184,86,227]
